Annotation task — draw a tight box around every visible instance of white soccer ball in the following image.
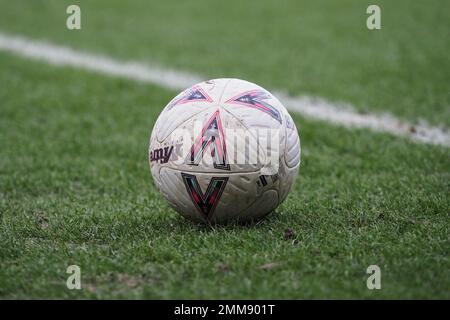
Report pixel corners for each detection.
[149,78,300,223]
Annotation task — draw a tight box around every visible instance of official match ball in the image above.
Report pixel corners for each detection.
[149,78,300,223]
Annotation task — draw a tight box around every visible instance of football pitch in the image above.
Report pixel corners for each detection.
[0,0,449,299]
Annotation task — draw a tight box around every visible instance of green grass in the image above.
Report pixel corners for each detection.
[0,0,449,126]
[0,51,449,299]
[0,0,449,299]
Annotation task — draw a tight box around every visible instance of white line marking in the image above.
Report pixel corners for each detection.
[0,32,448,147]
[275,93,450,147]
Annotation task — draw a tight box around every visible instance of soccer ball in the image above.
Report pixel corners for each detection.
[149,78,300,223]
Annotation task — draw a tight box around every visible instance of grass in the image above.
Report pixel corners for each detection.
[0,0,449,126]
[0,51,449,299]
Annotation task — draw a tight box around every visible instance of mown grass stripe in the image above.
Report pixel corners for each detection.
[0,32,448,147]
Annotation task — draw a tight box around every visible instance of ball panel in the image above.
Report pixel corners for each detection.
[284,112,301,168]
[221,79,285,131]
[154,79,228,143]
[157,167,278,223]
[238,189,279,221]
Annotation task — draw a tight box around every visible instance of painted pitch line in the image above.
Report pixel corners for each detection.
[0,32,448,147]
